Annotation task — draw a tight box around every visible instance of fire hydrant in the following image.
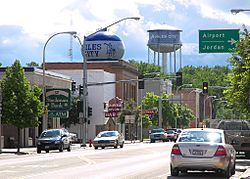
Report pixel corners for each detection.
[89,139,92,147]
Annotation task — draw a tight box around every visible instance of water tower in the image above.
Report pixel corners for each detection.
[147,29,182,73]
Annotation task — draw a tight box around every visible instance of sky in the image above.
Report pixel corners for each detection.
[0,0,250,69]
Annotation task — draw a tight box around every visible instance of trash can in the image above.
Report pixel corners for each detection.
[28,137,33,146]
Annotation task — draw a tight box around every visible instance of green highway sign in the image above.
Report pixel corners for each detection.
[48,111,69,118]
[199,29,240,53]
[46,88,71,111]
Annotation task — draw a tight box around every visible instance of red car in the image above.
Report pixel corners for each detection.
[165,130,177,141]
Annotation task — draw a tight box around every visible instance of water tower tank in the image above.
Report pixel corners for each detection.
[84,31,125,60]
[147,29,182,53]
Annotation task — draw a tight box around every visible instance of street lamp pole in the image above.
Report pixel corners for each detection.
[74,16,140,146]
[42,31,77,131]
[231,9,250,15]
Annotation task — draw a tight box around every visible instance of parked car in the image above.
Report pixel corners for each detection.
[216,119,250,158]
[165,130,177,142]
[69,132,78,143]
[93,131,124,149]
[170,128,236,177]
[36,128,71,153]
[149,128,168,143]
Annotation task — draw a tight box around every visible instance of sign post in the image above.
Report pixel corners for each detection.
[199,29,240,53]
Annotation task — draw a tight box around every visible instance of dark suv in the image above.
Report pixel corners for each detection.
[37,128,71,153]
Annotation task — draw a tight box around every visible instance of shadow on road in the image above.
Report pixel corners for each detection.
[167,171,229,179]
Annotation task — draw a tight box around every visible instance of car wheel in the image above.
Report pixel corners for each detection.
[223,165,231,178]
[170,165,179,176]
[150,139,155,143]
[120,143,124,148]
[37,148,41,154]
[101,146,105,149]
[67,144,71,152]
[94,146,98,150]
[114,140,118,148]
[231,162,236,175]
[59,144,64,152]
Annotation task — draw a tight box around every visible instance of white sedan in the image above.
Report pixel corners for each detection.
[170,128,236,177]
[93,131,125,149]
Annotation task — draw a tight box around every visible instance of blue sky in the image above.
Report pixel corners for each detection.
[0,0,250,68]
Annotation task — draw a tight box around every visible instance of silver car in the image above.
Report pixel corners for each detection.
[170,128,236,177]
[93,131,124,149]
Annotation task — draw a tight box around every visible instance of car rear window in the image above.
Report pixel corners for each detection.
[152,129,164,133]
[178,131,222,143]
[217,121,249,130]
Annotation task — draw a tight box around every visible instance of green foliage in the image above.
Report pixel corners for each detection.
[181,65,230,98]
[128,59,161,77]
[26,61,40,67]
[224,28,250,116]
[141,92,194,129]
[1,60,43,128]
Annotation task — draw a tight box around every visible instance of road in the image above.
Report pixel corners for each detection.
[0,142,248,179]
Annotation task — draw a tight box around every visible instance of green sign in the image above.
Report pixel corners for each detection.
[48,111,69,118]
[199,29,239,53]
[46,88,70,111]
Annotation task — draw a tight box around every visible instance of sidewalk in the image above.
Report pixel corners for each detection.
[239,167,250,179]
[0,140,142,155]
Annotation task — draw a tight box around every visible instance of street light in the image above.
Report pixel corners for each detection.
[231,9,250,15]
[74,16,140,146]
[42,31,77,131]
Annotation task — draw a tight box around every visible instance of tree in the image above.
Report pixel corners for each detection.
[0,60,43,153]
[26,61,40,67]
[224,28,250,117]
[128,59,161,77]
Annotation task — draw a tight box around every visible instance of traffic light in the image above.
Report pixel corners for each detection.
[203,82,208,94]
[176,72,182,86]
[71,81,76,92]
[79,85,83,95]
[88,106,92,117]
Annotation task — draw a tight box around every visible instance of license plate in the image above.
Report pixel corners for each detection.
[45,146,49,149]
[192,149,203,155]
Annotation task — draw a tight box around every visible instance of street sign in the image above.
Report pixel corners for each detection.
[199,29,240,53]
[48,111,69,118]
[125,115,135,124]
[46,88,71,111]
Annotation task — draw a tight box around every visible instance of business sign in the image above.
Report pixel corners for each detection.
[199,29,240,53]
[46,88,70,111]
[48,111,69,118]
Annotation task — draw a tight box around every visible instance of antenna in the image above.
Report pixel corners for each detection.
[69,15,73,61]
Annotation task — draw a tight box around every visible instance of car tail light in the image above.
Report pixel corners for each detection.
[171,144,182,155]
[214,145,227,156]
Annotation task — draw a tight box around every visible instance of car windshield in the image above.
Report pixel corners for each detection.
[98,131,118,137]
[152,129,164,133]
[178,131,222,143]
[40,130,60,138]
[166,130,175,134]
